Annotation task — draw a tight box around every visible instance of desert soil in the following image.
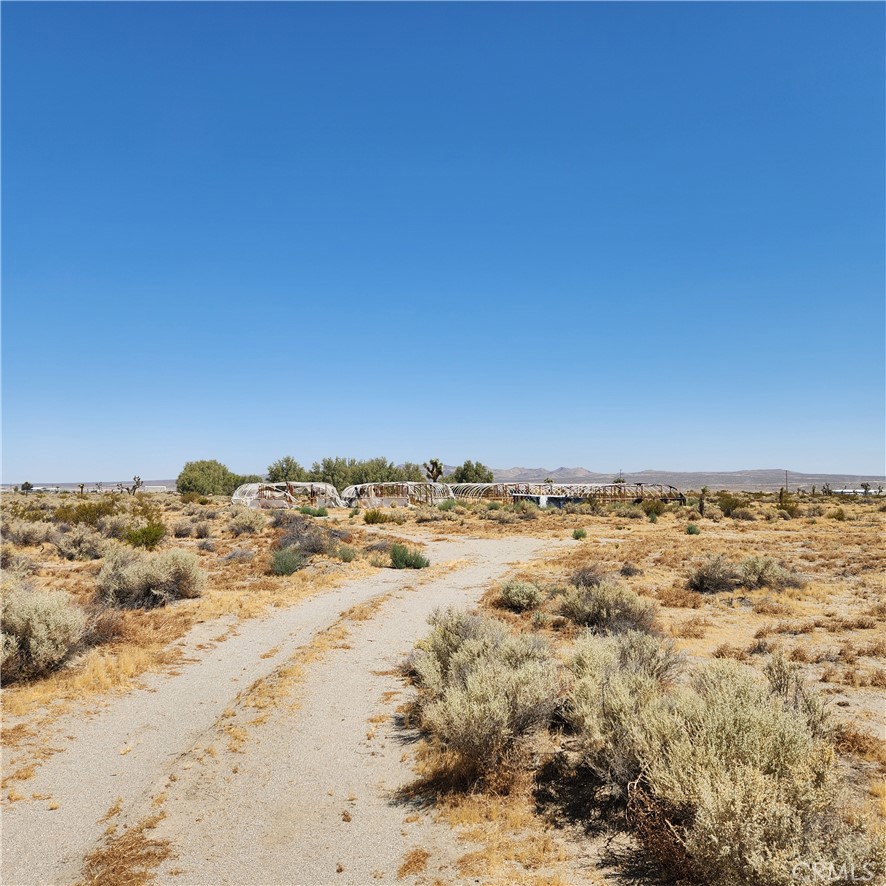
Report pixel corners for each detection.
[2,533,596,886]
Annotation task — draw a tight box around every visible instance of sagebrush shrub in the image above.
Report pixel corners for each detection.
[739,556,804,590]
[560,578,657,634]
[194,521,211,539]
[4,519,56,547]
[97,514,130,539]
[412,608,557,776]
[270,546,306,576]
[390,543,429,569]
[499,580,543,612]
[278,515,331,555]
[98,547,205,608]
[566,646,883,885]
[687,555,739,593]
[337,545,357,562]
[173,521,192,538]
[572,528,587,540]
[570,563,606,589]
[55,525,107,561]
[1,578,86,681]
[228,507,266,536]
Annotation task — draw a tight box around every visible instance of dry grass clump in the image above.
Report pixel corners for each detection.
[565,640,883,885]
[2,576,86,682]
[560,578,657,634]
[97,547,205,608]
[410,608,558,780]
[499,580,544,612]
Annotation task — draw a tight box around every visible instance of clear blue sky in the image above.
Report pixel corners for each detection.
[2,2,884,482]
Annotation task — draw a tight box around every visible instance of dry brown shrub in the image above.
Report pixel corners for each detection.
[834,723,886,766]
[670,615,710,639]
[656,586,703,609]
[713,643,749,662]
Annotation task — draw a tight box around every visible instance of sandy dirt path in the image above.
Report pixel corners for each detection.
[3,534,578,886]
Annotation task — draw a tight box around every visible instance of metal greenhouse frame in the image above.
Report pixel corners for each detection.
[339,482,454,507]
[231,482,346,510]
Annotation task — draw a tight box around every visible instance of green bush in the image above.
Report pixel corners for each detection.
[298,505,328,517]
[390,543,429,569]
[337,545,357,563]
[715,491,747,517]
[1,578,86,682]
[640,499,666,518]
[270,546,307,576]
[687,555,739,593]
[560,578,657,634]
[53,495,125,527]
[363,508,397,525]
[124,521,167,550]
[499,580,543,612]
[412,608,557,777]
[98,547,205,608]
[437,498,457,512]
[686,523,700,535]
[572,528,587,540]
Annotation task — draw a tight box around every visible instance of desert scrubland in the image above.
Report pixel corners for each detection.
[1,488,884,885]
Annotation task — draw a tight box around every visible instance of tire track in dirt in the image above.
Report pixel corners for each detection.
[2,535,558,886]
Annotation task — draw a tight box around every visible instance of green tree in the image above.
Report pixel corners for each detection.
[400,462,426,482]
[310,457,358,490]
[176,460,241,496]
[267,456,308,483]
[424,458,444,482]
[446,460,494,484]
[20,481,33,495]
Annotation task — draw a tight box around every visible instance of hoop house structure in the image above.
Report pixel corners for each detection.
[231,482,345,510]
[451,482,685,507]
[340,482,454,507]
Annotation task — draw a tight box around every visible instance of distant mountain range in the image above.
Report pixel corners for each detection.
[7,468,885,494]
[485,467,885,491]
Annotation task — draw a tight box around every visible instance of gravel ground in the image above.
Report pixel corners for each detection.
[2,534,569,886]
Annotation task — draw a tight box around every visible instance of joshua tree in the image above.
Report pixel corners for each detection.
[544,476,554,485]
[423,459,444,482]
[861,482,871,496]
[121,476,143,496]
[20,481,33,495]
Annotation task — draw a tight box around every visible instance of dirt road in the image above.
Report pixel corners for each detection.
[3,534,584,885]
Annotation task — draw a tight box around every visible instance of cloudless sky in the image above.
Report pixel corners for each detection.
[2,2,884,482]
